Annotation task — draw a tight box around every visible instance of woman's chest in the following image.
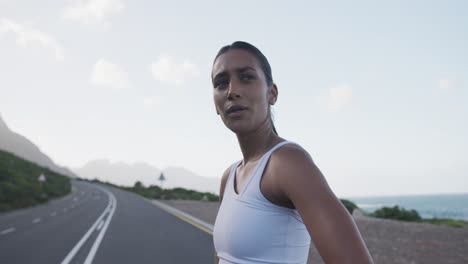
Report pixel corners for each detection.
[235,162,294,209]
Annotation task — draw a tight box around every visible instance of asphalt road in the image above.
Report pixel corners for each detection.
[0,181,215,264]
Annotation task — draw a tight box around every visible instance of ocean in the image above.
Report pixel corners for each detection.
[346,193,468,221]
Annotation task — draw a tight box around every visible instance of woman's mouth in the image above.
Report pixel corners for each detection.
[226,105,248,117]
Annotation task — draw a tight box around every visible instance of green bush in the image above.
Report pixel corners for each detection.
[104,180,221,202]
[340,199,358,214]
[372,205,422,221]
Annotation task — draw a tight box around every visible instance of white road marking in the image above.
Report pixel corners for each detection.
[0,228,16,235]
[51,212,57,216]
[84,193,117,264]
[32,218,41,224]
[152,200,214,232]
[96,220,104,231]
[61,186,116,264]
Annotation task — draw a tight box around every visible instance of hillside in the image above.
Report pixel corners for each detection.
[0,114,76,178]
[0,149,71,212]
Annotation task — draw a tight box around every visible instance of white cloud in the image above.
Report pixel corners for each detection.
[439,79,451,91]
[63,0,124,26]
[143,97,154,108]
[0,18,64,60]
[92,59,129,89]
[149,55,200,86]
[143,96,164,109]
[439,78,453,91]
[326,85,353,112]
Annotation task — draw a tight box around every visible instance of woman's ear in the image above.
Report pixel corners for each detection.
[269,84,278,105]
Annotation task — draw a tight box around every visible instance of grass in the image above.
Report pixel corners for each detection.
[421,218,468,229]
[0,150,71,212]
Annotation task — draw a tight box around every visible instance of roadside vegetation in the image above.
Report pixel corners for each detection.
[340,199,358,214]
[371,205,468,229]
[79,179,220,202]
[78,178,468,229]
[82,179,358,209]
[0,150,71,212]
[127,181,219,201]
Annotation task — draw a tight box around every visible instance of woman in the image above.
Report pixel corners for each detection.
[212,41,374,264]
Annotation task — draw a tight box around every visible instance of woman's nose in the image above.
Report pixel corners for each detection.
[227,82,241,100]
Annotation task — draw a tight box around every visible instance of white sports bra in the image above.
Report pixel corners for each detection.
[213,141,311,264]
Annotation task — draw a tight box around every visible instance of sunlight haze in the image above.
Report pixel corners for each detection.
[1,0,467,197]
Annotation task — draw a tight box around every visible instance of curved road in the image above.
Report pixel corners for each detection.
[0,181,215,263]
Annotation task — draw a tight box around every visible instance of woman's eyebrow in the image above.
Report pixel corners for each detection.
[213,66,256,81]
[235,66,256,73]
[213,71,228,82]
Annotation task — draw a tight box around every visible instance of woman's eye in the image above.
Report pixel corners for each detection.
[240,75,254,81]
[215,79,229,89]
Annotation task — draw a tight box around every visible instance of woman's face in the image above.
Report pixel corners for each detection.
[212,49,277,134]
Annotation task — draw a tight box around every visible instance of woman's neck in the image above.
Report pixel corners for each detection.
[236,119,282,164]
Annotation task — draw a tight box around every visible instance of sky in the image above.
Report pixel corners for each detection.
[0,0,467,197]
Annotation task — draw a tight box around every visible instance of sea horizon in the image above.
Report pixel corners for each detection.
[343,193,468,221]
[344,191,468,199]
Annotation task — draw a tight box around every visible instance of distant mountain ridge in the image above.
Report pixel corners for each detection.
[0,114,77,178]
[0,114,219,193]
[74,160,220,194]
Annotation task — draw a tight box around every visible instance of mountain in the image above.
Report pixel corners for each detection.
[74,160,162,187]
[74,160,220,194]
[163,166,220,194]
[0,114,77,178]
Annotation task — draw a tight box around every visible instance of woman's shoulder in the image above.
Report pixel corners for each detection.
[272,141,314,165]
[267,141,329,203]
[262,141,324,205]
[220,161,237,182]
[267,141,317,183]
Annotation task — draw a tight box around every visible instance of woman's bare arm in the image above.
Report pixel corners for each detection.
[271,145,374,264]
[214,165,232,264]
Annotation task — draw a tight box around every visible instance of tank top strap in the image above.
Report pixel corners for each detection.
[225,160,242,196]
[242,141,292,197]
[257,140,291,174]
